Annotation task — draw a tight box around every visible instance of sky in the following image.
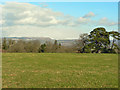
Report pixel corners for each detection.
[0,0,119,2]
[0,1,118,39]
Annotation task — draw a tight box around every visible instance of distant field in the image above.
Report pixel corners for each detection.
[2,53,118,88]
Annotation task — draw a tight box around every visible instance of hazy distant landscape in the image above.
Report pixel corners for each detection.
[3,37,77,46]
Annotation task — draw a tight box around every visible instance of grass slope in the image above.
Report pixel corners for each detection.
[2,53,118,88]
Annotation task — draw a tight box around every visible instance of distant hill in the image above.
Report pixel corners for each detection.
[2,37,120,47]
[2,37,77,46]
[57,39,77,46]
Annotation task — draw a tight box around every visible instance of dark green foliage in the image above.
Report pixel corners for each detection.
[77,27,120,53]
[2,38,8,50]
[109,31,120,40]
[88,27,110,53]
[109,31,120,51]
[40,44,46,53]
[58,43,61,48]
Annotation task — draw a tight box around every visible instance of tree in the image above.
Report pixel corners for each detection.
[40,43,46,53]
[2,38,8,50]
[45,41,53,53]
[87,27,110,53]
[52,40,58,53]
[32,40,41,53]
[109,31,120,53]
[24,41,33,52]
[83,27,120,53]
[8,39,16,49]
[80,33,89,53]
[109,31,120,40]
[76,33,89,53]
[24,40,40,53]
[58,43,61,48]
[8,40,26,53]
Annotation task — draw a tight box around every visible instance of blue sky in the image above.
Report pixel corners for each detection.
[0,0,119,2]
[1,2,118,39]
[30,2,118,22]
[30,2,118,32]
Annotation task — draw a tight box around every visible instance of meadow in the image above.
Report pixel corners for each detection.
[2,53,118,88]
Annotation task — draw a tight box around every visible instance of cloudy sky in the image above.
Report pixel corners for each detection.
[0,2,118,39]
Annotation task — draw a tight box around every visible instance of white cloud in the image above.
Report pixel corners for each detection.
[2,2,66,26]
[77,12,96,24]
[1,2,83,39]
[3,25,81,39]
[1,2,117,39]
[78,17,90,24]
[83,12,95,18]
[39,3,48,8]
[1,2,117,27]
[98,17,117,26]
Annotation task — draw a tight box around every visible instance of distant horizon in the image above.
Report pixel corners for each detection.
[2,36,79,40]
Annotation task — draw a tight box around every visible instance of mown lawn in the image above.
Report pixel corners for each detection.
[2,53,118,88]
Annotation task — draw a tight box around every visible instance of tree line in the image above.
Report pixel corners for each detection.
[2,38,75,53]
[2,27,120,53]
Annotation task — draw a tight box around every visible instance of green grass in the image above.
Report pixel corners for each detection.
[2,53,118,88]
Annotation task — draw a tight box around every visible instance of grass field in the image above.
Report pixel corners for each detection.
[2,53,118,88]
